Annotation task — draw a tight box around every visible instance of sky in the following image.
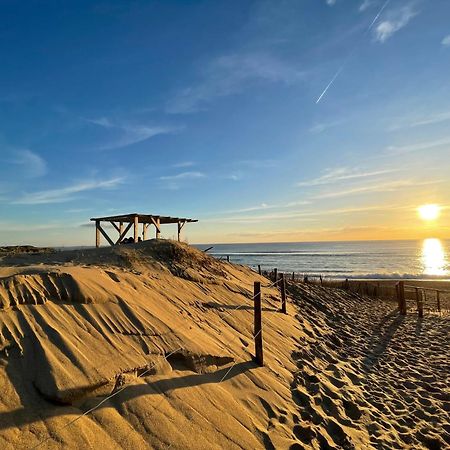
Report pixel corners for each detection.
[0,0,449,246]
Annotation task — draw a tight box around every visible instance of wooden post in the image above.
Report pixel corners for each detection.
[155,217,161,239]
[258,264,261,275]
[292,272,295,282]
[398,281,406,315]
[416,288,423,318]
[226,255,230,262]
[177,220,186,242]
[95,221,101,248]
[280,273,287,314]
[436,290,441,312]
[119,222,124,236]
[143,223,148,241]
[273,268,278,284]
[253,282,263,366]
[133,216,139,243]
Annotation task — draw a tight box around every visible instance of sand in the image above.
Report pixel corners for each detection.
[0,240,448,449]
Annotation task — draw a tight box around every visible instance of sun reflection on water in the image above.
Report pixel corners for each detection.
[422,238,448,277]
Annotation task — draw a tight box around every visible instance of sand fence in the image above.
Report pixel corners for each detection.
[31,271,287,449]
[256,267,449,317]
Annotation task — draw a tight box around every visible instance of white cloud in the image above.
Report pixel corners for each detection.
[315,179,441,199]
[326,0,337,5]
[166,52,305,113]
[309,120,344,134]
[359,0,373,12]
[12,177,124,205]
[159,171,205,190]
[442,35,450,47]
[373,6,417,43]
[159,171,205,181]
[203,204,399,224]
[87,117,183,150]
[10,149,47,177]
[386,138,450,154]
[173,161,195,168]
[297,167,397,187]
[389,111,450,130]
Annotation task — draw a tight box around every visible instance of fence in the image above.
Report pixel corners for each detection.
[258,267,449,316]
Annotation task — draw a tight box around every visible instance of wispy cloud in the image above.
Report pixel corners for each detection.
[86,117,183,150]
[218,200,311,215]
[315,179,441,199]
[0,221,64,232]
[235,159,278,169]
[386,138,450,154]
[309,120,345,134]
[166,52,305,114]
[12,177,125,205]
[159,171,205,190]
[442,35,450,47]
[373,5,417,43]
[297,167,397,187]
[326,0,337,5]
[173,161,195,168]
[204,204,400,224]
[9,149,47,177]
[359,0,373,12]
[388,111,450,130]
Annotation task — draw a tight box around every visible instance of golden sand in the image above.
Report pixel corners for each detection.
[0,241,448,449]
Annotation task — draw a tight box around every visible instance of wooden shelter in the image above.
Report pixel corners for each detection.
[90,213,198,247]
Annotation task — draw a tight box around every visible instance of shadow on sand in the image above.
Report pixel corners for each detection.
[0,360,255,432]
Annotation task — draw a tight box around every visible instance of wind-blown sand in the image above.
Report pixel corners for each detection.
[0,241,448,449]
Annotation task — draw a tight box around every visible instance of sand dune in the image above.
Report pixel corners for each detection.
[0,240,448,449]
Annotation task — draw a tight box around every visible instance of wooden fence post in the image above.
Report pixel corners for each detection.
[227,255,230,262]
[292,272,295,282]
[398,281,406,315]
[436,290,441,312]
[258,264,261,275]
[273,268,278,285]
[416,288,424,318]
[253,282,263,366]
[280,273,287,314]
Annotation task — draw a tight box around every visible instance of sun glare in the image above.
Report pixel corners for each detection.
[418,204,440,221]
[422,238,447,276]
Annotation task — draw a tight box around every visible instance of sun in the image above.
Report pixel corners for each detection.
[418,204,440,221]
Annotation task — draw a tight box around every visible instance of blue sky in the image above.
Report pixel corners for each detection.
[0,0,449,246]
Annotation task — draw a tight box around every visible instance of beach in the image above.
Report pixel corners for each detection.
[0,241,448,449]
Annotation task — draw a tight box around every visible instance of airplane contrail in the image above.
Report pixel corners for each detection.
[368,0,391,31]
[315,0,392,104]
[315,66,344,104]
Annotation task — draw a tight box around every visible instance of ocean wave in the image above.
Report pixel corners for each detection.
[301,273,450,280]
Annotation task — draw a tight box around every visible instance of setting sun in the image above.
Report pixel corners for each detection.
[418,204,441,221]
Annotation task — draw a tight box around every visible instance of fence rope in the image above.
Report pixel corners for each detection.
[32,274,279,449]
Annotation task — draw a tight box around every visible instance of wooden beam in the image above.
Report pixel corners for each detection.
[95,221,101,248]
[110,221,121,233]
[115,222,133,244]
[133,216,139,243]
[151,217,161,239]
[97,223,115,247]
[119,222,124,235]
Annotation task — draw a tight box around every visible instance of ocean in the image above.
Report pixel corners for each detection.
[195,239,450,280]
